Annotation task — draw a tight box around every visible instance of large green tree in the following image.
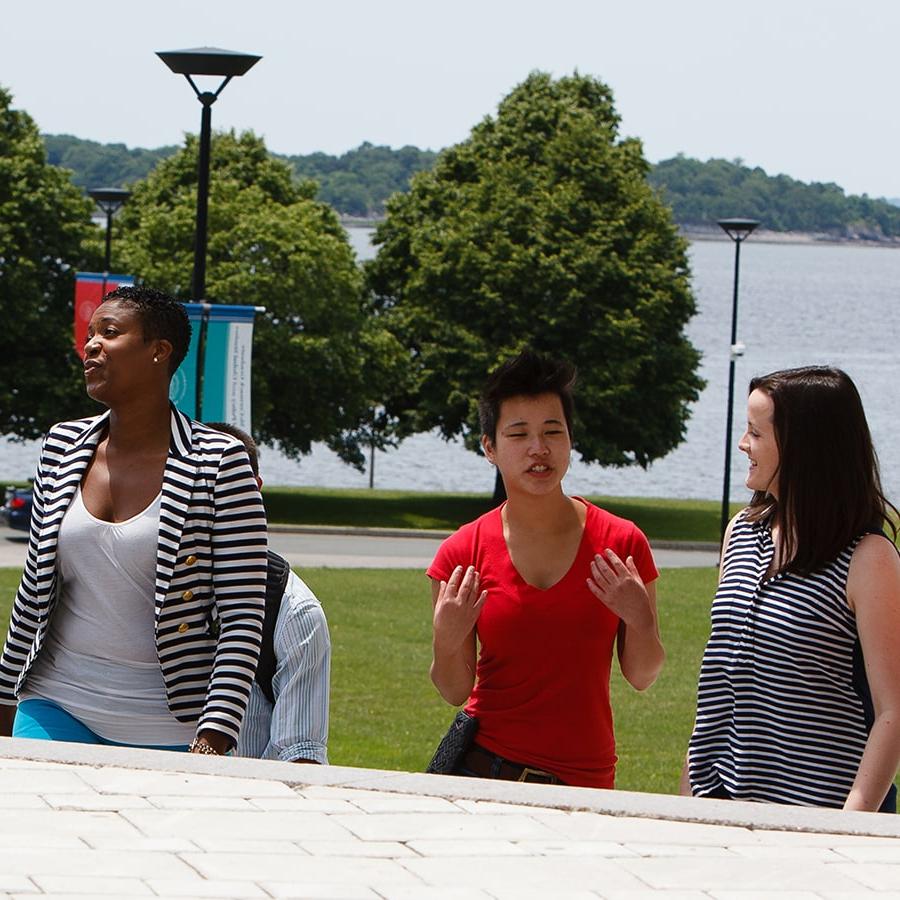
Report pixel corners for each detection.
[115,130,405,468]
[367,71,703,481]
[0,87,99,439]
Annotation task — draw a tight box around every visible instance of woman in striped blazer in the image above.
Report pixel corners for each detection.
[686,367,900,812]
[0,286,267,755]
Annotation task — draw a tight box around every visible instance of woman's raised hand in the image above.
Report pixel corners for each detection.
[433,565,488,652]
[587,550,653,628]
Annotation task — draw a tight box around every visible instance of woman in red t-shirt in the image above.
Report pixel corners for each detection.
[428,350,664,788]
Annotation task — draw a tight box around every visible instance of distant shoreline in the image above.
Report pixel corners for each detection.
[341,218,900,249]
[340,216,384,229]
[680,225,900,249]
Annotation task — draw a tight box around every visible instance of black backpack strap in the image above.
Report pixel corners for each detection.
[255,549,291,705]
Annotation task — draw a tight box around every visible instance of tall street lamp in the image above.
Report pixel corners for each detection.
[717,217,760,545]
[88,187,131,273]
[156,46,261,302]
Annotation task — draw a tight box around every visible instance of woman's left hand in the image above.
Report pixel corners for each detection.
[587,550,653,628]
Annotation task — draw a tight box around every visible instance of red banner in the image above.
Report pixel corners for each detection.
[74,273,135,359]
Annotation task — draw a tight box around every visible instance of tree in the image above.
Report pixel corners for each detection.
[0,87,100,440]
[366,71,704,489]
[115,130,405,469]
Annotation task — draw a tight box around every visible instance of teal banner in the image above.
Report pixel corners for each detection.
[171,303,257,429]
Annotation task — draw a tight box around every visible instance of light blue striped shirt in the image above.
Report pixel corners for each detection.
[235,570,330,763]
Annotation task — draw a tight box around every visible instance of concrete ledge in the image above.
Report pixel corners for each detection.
[3,737,896,838]
[269,523,451,539]
[652,539,719,552]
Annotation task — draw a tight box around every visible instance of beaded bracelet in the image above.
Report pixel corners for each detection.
[188,737,220,755]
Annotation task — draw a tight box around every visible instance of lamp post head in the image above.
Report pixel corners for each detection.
[718,218,761,242]
[155,46,260,310]
[156,47,261,78]
[88,187,131,215]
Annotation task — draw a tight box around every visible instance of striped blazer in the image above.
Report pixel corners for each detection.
[0,406,268,745]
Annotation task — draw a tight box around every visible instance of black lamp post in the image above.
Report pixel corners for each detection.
[156,46,261,302]
[88,187,131,273]
[717,217,760,544]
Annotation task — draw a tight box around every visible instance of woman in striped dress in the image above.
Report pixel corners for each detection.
[0,286,267,756]
[687,366,900,812]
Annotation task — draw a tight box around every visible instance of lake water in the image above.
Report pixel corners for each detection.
[3,230,899,502]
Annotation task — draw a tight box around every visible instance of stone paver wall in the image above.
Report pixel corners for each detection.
[0,739,898,898]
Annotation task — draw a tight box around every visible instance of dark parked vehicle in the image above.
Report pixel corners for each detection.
[1,486,33,532]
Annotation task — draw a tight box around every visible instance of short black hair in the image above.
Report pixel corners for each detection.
[102,285,191,375]
[478,350,576,442]
[206,422,258,477]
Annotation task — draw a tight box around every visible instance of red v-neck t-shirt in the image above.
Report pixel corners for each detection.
[427,498,658,788]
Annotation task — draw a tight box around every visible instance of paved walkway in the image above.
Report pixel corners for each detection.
[0,525,719,570]
[0,738,897,898]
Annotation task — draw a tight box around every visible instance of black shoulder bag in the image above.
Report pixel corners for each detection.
[426,710,479,775]
[255,549,291,704]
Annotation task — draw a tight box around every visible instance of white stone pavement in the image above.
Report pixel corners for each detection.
[0,738,898,899]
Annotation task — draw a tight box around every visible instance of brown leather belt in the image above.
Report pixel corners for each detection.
[461,744,562,785]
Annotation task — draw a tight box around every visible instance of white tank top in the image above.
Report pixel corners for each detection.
[21,487,196,745]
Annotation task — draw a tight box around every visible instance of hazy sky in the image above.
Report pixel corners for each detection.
[5,1,900,198]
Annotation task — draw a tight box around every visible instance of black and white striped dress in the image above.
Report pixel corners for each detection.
[689,512,878,808]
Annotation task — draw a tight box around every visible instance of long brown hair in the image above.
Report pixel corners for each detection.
[745,366,897,574]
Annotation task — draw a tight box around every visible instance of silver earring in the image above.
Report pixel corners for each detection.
[153,356,159,363]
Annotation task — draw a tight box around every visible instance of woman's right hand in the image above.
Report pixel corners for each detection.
[432,565,487,654]
[430,566,486,705]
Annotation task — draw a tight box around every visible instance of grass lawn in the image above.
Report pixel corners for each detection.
[8,483,893,545]
[2,483,745,542]
[305,565,717,794]
[0,564,714,793]
[261,487,738,544]
[3,564,894,798]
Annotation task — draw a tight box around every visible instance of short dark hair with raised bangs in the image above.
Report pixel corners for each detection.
[206,422,259,477]
[102,285,191,375]
[478,350,577,443]
[745,365,897,575]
